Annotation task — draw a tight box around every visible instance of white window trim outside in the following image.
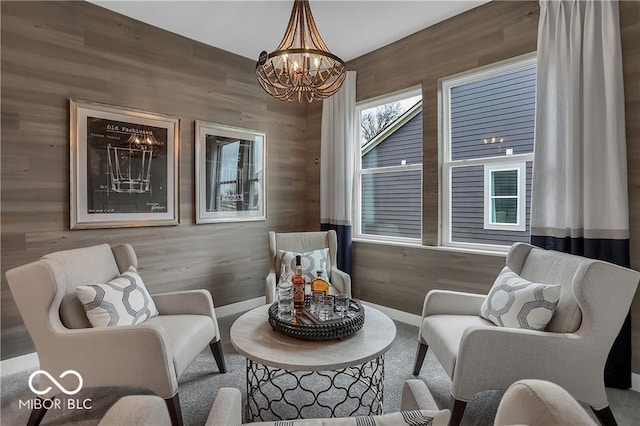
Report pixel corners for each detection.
[439,52,536,252]
[354,86,423,244]
[483,162,527,231]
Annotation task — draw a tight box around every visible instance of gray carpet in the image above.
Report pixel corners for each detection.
[1,311,639,425]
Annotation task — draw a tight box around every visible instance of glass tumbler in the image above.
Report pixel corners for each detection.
[318,295,334,321]
[334,294,349,318]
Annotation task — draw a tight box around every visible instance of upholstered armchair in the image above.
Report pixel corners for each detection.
[99,378,597,426]
[100,379,451,425]
[495,379,597,426]
[6,243,226,426]
[412,242,639,426]
[265,230,351,303]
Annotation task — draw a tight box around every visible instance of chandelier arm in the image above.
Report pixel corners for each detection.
[302,0,330,52]
[299,1,307,51]
[276,0,300,50]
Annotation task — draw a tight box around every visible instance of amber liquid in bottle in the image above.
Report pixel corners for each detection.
[311,269,329,297]
[292,255,306,312]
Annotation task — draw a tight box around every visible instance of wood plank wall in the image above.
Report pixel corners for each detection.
[306,1,640,374]
[0,1,310,360]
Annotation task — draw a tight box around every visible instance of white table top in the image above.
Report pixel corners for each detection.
[230,304,397,371]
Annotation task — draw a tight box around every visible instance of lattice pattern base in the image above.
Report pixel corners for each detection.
[245,355,385,422]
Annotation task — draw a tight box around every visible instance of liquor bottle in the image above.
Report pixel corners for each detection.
[277,265,293,320]
[292,255,305,312]
[311,269,329,297]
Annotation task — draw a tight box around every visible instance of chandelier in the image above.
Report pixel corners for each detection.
[256,0,346,103]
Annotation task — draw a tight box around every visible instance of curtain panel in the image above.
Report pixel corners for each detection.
[532,0,632,388]
[320,71,357,275]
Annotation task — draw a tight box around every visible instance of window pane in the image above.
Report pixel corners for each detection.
[361,96,422,169]
[492,198,517,224]
[450,65,536,161]
[361,170,421,239]
[491,170,518,196]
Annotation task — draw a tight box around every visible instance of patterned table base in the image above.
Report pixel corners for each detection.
[245,355,385,421]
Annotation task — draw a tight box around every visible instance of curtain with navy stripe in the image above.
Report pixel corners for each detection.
[532,0,632,388]
[320,71,356,275]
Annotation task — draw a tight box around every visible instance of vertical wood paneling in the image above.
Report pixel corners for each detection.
[0,1,309,360]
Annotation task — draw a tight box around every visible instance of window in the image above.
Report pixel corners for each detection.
[441,54,536,250]
[484,162,526,231]
[355,87,423,242]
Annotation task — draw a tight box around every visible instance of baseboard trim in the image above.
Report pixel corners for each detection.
[215,296,266,318]
[632,373,640,393]
[360,300,422,327]
[0,352,39,377]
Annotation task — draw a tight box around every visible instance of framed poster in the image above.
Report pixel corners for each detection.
[195,121,266,224]
[70,100,180,229]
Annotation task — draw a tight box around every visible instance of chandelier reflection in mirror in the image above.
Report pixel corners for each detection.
[107,131,160,194]
[256,0,346,103]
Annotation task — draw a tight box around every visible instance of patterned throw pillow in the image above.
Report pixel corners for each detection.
[76,266,159,328]
[279,248,329,282]
[480,266,561,330]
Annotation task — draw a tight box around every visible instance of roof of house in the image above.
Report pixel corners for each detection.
[361,100,423,156]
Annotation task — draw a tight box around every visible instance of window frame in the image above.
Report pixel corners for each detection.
[483,161,526,231]
[439,53,536,252]
[354,86,423,244]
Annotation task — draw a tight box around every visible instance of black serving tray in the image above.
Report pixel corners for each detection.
[268,297,365,341]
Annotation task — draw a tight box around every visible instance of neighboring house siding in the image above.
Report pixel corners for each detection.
[362,170,421,238]
[361,112,422,239]
[362,113,422,168]
[450,66,536,160]
[451,162,532,245]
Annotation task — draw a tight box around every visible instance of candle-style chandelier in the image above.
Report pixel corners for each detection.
[256,0,346,103]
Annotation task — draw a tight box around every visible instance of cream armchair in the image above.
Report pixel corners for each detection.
[6,243,226,426]
[100,379,451,426]
[495,379,597,426]
[265,230,351,303]
[99,378,598,426]
[412,243,639,426]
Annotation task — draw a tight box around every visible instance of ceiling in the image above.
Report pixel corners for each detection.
[89,1,490,62]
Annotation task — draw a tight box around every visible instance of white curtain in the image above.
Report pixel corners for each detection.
[532,0,628,241]
[532,0,631,389]
[320,71,357,273]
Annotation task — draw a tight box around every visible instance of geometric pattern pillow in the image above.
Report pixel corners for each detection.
[279,248,328,282]
[480,266,561,331]
[76,266,159,328]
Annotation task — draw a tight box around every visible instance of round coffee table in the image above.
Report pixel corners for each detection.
[230,303,396,421]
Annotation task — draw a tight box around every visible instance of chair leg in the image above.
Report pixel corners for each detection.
[210,339,227,373]
[164,394,183,426]
[592,405,617,426]
[449,396,467,426]
[413,341,429,375]
[27,397,52,426]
